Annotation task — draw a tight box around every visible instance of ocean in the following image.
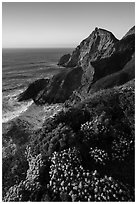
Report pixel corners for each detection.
[2,48,73,123]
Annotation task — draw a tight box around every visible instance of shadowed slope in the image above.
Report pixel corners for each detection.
[18,26,135,104]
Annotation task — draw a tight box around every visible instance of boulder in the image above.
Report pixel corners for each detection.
[18,78,49,102]
[58,54,71,66]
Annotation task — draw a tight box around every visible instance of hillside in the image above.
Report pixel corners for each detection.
[18,26,135,104]
[3,79,135,201]
[3,26,135,201]
[58,27,118,68]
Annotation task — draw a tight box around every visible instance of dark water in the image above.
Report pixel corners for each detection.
[2,48,73,123]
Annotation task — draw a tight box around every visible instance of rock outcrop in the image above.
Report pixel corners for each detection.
[18,26,135,104]
[58,26,135,92]
[18,78,49,103]
[89,53,135,94]
[90,30,135,83]
[123,26,135,38]
[59,26,135,85]
[3,26,135,202]
[35,67,83,104]
[58,54,71,66]
[59,27,118,68]
[18,68,83,104]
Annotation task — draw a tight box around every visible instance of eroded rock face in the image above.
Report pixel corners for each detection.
[35,67,83,104]
[18,78,49,102]
[58,26,135,88]
[58,54,71,66]
[89,53,135,94]
[18,26,135,104]
[18,68,83,104]
[123,26,135,39]
[59,27,119,69]
[91,29,135,83]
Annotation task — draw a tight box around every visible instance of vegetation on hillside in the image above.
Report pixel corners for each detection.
[3,79,135,201]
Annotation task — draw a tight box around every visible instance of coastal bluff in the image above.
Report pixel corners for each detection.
[3,26,135,202]
[18,26,135,104]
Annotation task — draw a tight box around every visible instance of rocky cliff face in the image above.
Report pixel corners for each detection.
[18,67,83,104]
[59,26,135,85]
[123,26,135,38]
[58,54,71,66]
[4,26,135,201]
[58,28,119,86]
[90,29,135,83]
[18,78,49,103]
[18,26,135,104]
[88,53,135,94]
[59,27,118,68]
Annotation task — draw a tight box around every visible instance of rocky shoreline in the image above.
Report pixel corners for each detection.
[17,26,135,106]
[3,26,135,201]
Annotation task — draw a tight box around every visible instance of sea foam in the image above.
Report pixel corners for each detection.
[2,101,33,123]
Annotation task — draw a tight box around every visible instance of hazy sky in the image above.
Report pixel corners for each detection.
[2,2,135,48]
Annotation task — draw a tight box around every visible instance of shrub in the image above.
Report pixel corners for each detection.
[3,147,50,201]
[48,148,134,201]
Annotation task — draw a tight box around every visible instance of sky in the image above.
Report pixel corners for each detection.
[2,2,135,48]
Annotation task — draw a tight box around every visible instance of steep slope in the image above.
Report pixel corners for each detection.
[18,26,135,104]
[58,27,118,68]
[18,78,49,103]
[89,53,135,93]
[90,30,135,83]
[123,26,135,38]
[59,26,134,85]
[58,27,119,86]
[4,79,135,201]
[36,67,83,104]
[3,26,135,202]
[18,67,83,104]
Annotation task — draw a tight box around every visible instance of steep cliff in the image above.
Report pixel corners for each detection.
[59,26,135,86]
[59,27,118,68]
[89,53,135,94]
[18,26,135,104]
[4,79,135,201]
[58,27,119,86]
[18,67,83,104]
[123,26,135,38]
[90,29,135,83]
[18,78,49,103]
[4,26,135,202]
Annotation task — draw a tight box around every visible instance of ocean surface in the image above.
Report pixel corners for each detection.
[2,48,73,123]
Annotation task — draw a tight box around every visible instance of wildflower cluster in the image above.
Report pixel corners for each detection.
[3,179,41,202]
[4,147,43,201]
[25,146,43,182]
[89,147,109,165]
[112,135,134,161]
[92,175,134,201]
[81,121,93,142]
[49,148,133,201]
[81,112,109,143]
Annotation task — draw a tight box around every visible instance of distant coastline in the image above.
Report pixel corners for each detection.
[2,26,135,201]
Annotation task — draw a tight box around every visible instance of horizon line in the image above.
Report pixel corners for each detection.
[2,47,75,49]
